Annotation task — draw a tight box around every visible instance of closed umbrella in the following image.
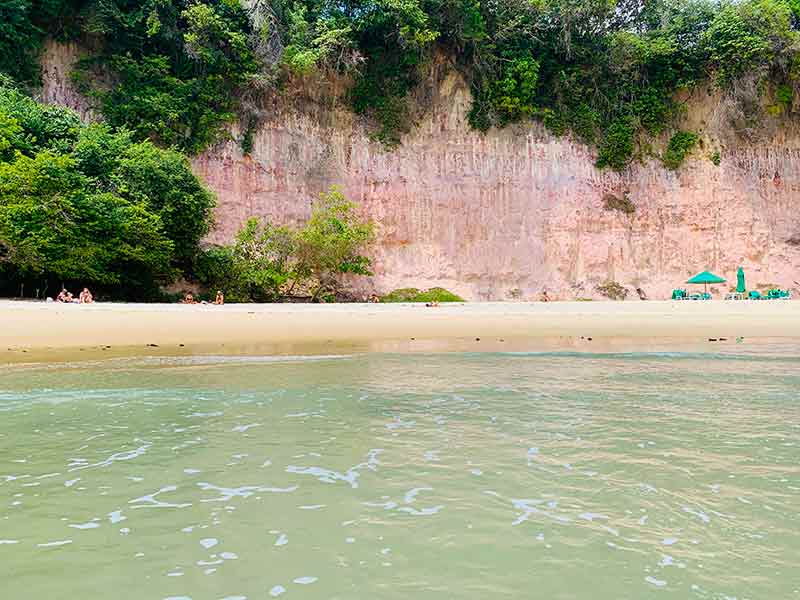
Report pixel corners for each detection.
[686,270,726,294]
[736,267,746,293]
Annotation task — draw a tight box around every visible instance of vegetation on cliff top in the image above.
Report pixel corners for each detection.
[4,0,800,169]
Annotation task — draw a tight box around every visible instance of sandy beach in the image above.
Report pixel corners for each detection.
[1,299,799,357]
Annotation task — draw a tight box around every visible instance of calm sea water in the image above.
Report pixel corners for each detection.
[1,347,799,599]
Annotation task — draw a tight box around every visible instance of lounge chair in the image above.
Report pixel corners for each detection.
[748,290,762,300]
[701,292,712,300]
[766,289,792,300]
[671,289,687,300]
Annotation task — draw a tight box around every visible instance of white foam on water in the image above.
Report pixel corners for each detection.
[37,540,72,547]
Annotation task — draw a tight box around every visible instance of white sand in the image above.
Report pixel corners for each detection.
[1,300,798,353]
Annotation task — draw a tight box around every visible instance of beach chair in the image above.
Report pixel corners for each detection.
[748,290,762,300]
[701,292,712,300]
[671,289,687,300]
[767,289,791,300]
[688,293,703,301]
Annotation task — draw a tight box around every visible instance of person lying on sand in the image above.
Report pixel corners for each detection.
[425,300,440,307]
[79,288,94,304]
[214,290,225,305]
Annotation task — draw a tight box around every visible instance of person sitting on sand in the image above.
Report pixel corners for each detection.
[79,288,94,304]
[540,290,550,302]
[214,290,224,305]
[181,293,197,304]
[56,288,73,303]
[367,293,380,303]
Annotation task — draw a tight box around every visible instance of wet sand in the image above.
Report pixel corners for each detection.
[1,300,799,359]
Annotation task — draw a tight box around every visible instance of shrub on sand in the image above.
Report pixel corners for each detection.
[381,287,465,303]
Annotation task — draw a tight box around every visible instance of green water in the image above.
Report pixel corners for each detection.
[1,348,799,599]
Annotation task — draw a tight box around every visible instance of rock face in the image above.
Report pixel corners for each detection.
[41,41,800,300]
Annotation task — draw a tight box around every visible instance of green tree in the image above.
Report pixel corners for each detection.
[0,151,173,284]
[294,186,375,301]
[232,218,296,301]
[0,79,215,297]
[203,186,374,302]
[703,0,796,88]
[112,142,215,268]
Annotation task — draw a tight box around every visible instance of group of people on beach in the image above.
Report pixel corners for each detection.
[55,287,93,304]
[181,291,225,305]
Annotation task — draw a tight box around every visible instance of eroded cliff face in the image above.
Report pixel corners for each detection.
[42,41,800,300]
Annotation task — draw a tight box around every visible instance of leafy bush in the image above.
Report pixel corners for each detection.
[702,0,794,88]
[662,131,699,170]
[596,118,635,171]
[381,287,465,302]
[596,281,629,301]
[201,186,374,302]
[602,193,636,215]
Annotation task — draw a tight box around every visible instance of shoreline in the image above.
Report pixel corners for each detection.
[2,300,800,360]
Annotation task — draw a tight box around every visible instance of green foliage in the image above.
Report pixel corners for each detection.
[0,80,214,296]
[703,0,795,88]
[662,130,699,170]
[596,280,628,300]
[231,218,295,301]
[380,287,464,302]
[202,186,374,302]
[111,142,215,268]
[709,149,721,165]
[4,0,800,163]
[776,83,793,108]
[294,186,375,299]
[596,118,635,171]
[0,151,173,284]
[0,0,68,82]
[73,0,257,153]
[489,55,540,123]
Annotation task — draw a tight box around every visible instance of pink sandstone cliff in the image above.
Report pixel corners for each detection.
[41,41,800,300]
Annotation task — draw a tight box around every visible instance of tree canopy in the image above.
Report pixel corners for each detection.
[0,78,215,298]
[3,0,799,168]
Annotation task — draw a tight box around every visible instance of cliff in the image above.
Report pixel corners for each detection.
[41,41,800,300]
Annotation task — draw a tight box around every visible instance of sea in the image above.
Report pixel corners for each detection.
[1,344,799,599]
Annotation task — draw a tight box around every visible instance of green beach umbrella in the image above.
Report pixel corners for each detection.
[686,270,726,294]
[736,267,746,293]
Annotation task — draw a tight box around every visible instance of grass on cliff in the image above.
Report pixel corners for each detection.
[381,287,465,303]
